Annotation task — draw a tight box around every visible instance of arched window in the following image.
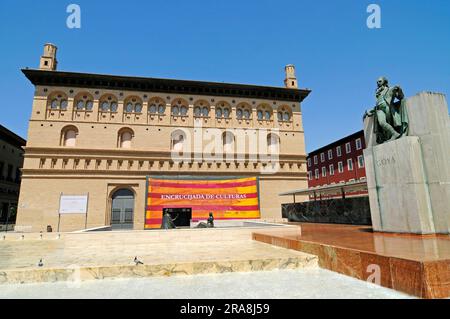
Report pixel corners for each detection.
[74,92,94,111]
[171,99,188,117]
[223,107,231,118]
[99,94,118,112]
[267,133,280,153]
[222,131,235,153]
[216,102,231,119]
[61,126,78,147]
[148,97,165,115]
[257,110,263,120]
[171,130,186,152]
[257,104,273,121]
[124,97,143,113]
[237,103,252,120]
[48,92,68,110]
[118,128,134,149]
[194,100,210,118]
[277,106,292,122]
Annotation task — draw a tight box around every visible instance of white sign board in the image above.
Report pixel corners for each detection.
[59,195,88,214]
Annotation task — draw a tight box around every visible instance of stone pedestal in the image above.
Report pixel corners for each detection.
[364,92,450,234]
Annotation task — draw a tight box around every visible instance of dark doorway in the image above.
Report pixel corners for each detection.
[0,203,9,224]
[111,188,134,230]
[163,208,192,227]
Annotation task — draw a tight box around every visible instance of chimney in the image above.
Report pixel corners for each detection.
[284,64,298,89]
[39,43,58,71]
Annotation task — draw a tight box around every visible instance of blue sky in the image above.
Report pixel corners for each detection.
[0,0,449,152]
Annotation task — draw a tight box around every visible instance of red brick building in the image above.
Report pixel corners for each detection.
[306,130,367,199]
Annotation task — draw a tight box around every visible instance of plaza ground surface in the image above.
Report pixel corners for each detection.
[2,223,449,298]
[0,225,317,285]
[0,268,413,299]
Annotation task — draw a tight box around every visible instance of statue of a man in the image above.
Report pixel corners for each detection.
[161,212,177,229]
[364,77,409,144]
[194,212,215,229]
[206,212,214,228]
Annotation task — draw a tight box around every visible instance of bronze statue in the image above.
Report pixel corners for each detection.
[195,212,215,228]
[207,212,214,228]
[161,212,177,229]
[364,77,409,144]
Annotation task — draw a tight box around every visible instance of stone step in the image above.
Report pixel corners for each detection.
[0,253,317,285]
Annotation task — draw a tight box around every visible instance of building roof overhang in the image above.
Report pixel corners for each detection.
[279,179,368,197]
[0,124,26,148]
[22,69,311,103]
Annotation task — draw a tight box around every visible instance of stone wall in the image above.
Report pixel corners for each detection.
[282,197,372,225]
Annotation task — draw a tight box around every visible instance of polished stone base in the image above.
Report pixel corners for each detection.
[253,223,450,299]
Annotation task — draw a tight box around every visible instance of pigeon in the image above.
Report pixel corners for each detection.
[38,259,44,267]
[134,257,144,265]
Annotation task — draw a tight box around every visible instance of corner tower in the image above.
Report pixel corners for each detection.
[284,64,298,89]
[39,43,58,71]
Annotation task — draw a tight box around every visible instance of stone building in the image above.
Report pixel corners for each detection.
[0,124,25,230]
[15,43,311,232]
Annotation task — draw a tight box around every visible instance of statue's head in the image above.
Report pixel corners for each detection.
[377,77,388,88]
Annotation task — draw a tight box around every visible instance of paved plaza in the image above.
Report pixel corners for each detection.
[0,268,414,299]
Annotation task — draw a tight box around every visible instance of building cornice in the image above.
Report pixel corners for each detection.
[22,69,311,103]
[21,170,307,179]
[23,146,307,161]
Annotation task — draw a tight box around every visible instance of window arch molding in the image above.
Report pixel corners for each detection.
[47,91,69,110]
[117,127,135,149]
[236,102,252,120]
[171,129,188,152]
[256,104,273,121]
[267,132,280,153]
[148,97,166,115]
[60,125,79,147]
[215,101,231,119]
[222,131,235,153]
[193,100,210,117]
[74,92,94,111]
[99,94,119,113]
[277,105,293,122]
[123,96,143,113]
[170,98,189,117]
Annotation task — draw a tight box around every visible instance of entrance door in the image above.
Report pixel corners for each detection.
[111,189,134,230]
[163,208,192,228]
